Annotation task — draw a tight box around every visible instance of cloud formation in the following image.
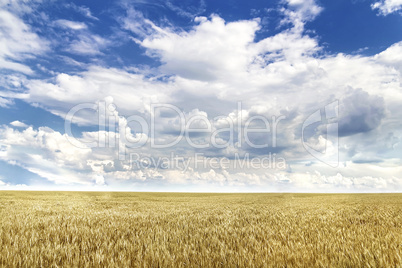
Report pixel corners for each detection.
[372,0,402,15]
[0,9,48,73]
[0,0,401,191]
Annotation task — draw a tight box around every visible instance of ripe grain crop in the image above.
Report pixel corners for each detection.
[0,192,400,267]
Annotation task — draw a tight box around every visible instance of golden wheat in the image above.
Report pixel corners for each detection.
[0,192,400,267]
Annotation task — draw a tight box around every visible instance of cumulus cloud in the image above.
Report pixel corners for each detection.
[0,126,93,185]
[0,0,401,191]
[372,0,402,15]
[280,0,323,31]
[338,89,385,137]
[374,41,402,71]
[140,14,322,84]
[294,172,394,191]
[20,13,402,158]
[26,66,175,118]
[0,121,400,191]
[142,15,260,81]
[93,174,106,185]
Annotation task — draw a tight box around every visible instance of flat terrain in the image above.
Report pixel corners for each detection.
[0,192,401,267]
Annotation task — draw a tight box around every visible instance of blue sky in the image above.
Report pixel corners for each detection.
[0,0,401,192]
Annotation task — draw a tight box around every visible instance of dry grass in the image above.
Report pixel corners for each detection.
[0,192,401,267]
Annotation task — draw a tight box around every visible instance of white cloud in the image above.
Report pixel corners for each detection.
[142,15,260,81]
[21,14,402,164]
[372,0,402,15]
[0,97,12,108]
[280,0,323,31]
[26,66,175,117]
[338,89,385,137]
[122,8,157,38]
[50,18,109,56]
[65,3,98,20]
[294,172,390,191]
[10,121,28,128]
[0,126,93,184]
[93,174,106,185]
[54,19,87,30]
[1,2,401,191]
[374,41,402,71]
[0,9,48,74]
[165,0,206,18]
[0,122,400,191]
[0,0,44,15]
[68,34,110,55]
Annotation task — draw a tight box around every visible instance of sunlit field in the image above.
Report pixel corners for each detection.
[0,192,400,267]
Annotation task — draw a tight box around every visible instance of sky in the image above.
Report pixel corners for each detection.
[0,0,401,192]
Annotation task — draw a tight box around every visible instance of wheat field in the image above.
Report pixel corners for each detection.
[0,192,400,267]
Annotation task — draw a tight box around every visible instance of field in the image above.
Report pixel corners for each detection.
[0,192,401,267]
